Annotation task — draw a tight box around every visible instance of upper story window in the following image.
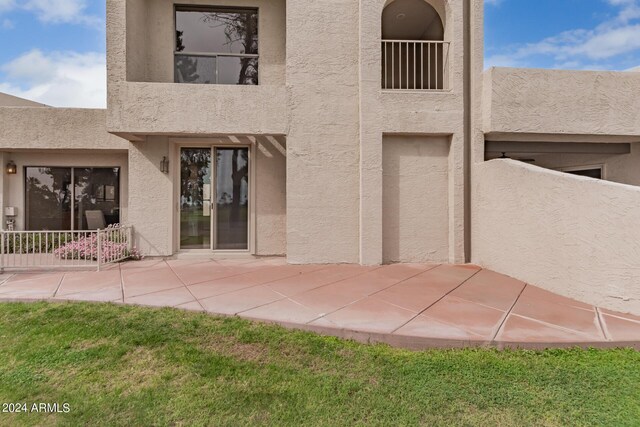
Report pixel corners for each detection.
[175,6,258,85]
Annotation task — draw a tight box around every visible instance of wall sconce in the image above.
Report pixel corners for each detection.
[160,156,169,174]
[6,161,16,175]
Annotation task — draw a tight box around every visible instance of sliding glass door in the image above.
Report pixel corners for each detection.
[214,147,249,250]
[25,167,120,231]
[179,146,250,251]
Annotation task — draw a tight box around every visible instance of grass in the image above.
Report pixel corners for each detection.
[0,302,638,426]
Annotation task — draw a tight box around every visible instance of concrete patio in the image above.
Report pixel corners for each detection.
[0,257,638,350]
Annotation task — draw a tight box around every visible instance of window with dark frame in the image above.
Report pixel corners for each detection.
[174,6,259,85]
[25,167,121,231]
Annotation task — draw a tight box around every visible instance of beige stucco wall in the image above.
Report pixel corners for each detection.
[0,108,127,151]
[107,82,287,136]
[473,159,640,315]
[255,136,286,256]
[483,67,640,138]
[108,0,287,136]
[285,0,361,264]
[382,135,450,263]
[357,0,473,265]
[128,137,173,255]
[106,0,482,264]
[0,93,47,107]
[1,151,129,231]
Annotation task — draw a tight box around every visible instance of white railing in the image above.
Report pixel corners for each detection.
[382,40,450,90]
[0,225,134,271]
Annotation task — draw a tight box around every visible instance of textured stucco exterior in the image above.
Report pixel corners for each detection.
[0,108,127,151]
[382,135,450,263]
[102,0,481,265]
[483,67,640,139]
[0,93,48,107]
[473,159,640,315]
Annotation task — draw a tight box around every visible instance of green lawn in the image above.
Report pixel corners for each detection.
[0,302,638,426]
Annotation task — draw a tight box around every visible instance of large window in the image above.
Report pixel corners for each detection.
[175,6,258,85]
[25,167,120,231]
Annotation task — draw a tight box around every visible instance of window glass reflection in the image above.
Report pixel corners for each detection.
[218,56,258,85]
[174,55,216,84]
[180,148,212,249]
[215,148,249,250]
[176,10,258,54]
[25,167,72,230]
[74,168,120,230]
[175,7,258,85]
[25,167,120,231]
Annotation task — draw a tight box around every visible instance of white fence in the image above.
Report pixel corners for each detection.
[382,40,450,90]
[0,225,134,271]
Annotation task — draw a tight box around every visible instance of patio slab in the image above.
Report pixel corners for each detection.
[0,258,639,350]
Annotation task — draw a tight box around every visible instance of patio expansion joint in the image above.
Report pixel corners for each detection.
[301,263,443,326]
[0,274,15,286]
[234,265,389,316]
[52,273,66,298]
[163,261,203,309]
[595,307,611,341]
[490,283,527,344]
[508,313,603,340]
[389,267,484,334]
[118,264,125,303]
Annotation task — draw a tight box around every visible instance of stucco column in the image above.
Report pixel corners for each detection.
[285,0,361,264]
[449,133,466,263]
[359,0,384,265]
[128,137,173,256]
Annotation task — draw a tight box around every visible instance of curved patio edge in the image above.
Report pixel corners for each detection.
[1,260,640,351]
[1,296,638,351]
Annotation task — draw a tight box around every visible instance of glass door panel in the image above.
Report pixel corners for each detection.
[214,148,249,250]
[25,167,72,230]
[180,148,212,249]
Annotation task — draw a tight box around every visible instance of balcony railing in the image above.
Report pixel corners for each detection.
[382,40,450,91]
[0,225,135,271]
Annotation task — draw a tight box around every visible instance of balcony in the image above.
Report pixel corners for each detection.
[382,40,450,91]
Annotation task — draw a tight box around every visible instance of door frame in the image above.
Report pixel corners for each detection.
[171,138,256,255]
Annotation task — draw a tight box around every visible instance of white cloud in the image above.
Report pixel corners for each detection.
[0,49,106,108]
[486,0,640,70]
[0,0,101,27]
[1,18,12,29]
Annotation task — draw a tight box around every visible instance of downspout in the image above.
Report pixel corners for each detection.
[463,0,472,262]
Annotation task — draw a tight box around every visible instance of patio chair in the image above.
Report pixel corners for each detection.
[85,210,106,230]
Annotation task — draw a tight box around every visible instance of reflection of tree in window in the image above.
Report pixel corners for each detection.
[229,149,248,223]
[180,149,211,208]
[174,8,258,85]
[175,30,205,83]
[201,11,258,85]
[25,168,71,230]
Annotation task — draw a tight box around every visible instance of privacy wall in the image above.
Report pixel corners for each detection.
[473,159,640,315]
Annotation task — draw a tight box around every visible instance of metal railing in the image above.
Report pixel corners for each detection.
[0,225,134,271]
[382,40,450,90]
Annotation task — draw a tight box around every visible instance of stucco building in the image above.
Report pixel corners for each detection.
[1,0,640,315]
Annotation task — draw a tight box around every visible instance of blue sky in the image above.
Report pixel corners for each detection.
[0,0,639,108]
